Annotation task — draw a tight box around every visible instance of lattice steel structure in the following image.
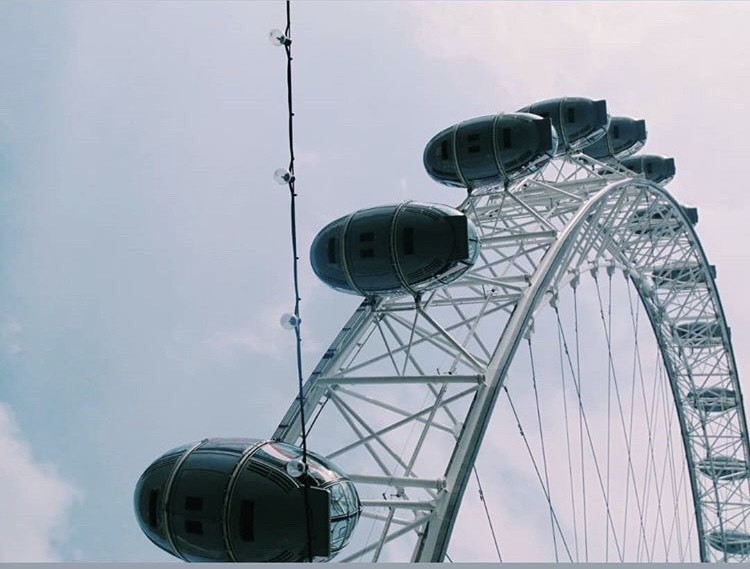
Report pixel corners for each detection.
[273,152,750,562]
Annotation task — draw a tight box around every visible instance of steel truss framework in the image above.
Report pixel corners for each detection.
[273,153,750,562]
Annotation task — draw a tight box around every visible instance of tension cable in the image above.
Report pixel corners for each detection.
[270,2,314,561]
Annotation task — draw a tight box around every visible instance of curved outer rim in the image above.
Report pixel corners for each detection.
[623,196,710,561]
[647,183,750,559]
[623,182,749,561]
[413,179,749,561]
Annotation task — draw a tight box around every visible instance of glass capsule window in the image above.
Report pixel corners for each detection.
[423,129,462,187]
[342,481,359,511]
[466,224,480,262]
[168,446,239,562]
[519,98,607,152]
[135,453,183,553]
[496,115,545,173]
[327,480,360,554]
[310,217,349,292]
[329,483,349,517]
[581,135,610,159]
[610,119,647,159]
[327,480,359,518]
[455,116,499,185]
[559,100,597,147]
[566,106,576,123]
[330,517,357,552]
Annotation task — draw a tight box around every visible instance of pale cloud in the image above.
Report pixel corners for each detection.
[202,310,289,359]
[0,403,81,561]
[204,327,284,358]
[0,319,22,355]
[200,294,327,360]
[203,326,327,363]
[296,149,322,168]
[398,176,410,200]
[406,2,750,105]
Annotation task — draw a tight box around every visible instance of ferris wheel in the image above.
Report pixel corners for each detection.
[133,97,750,563]
[269,98,750,562]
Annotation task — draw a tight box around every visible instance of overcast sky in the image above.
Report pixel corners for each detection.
[2,1,749,562]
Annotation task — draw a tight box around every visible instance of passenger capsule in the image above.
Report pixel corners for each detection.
[423,113,556,190]
[310,202,479,296]
[673,320,727,347]
[706,530,750,556]
[630,204,698,235]
[652,264,716,287]
[134,438,360,562]
[698,456,748,481]
[517,97,608,152]
[620,155,676,184]
[687,387,737,413]
[582,116,647,160]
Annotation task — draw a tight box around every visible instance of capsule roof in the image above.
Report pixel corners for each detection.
[423,113,556,190]
[517,97,608,152]
[582,116,647,159]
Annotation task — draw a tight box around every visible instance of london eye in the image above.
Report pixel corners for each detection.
[135,96,750,562]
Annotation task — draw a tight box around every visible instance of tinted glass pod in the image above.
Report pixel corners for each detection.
[629,203,698,236]
[311,202,480,296]
[673,320,727,347]
[706,530,750,556]
[651,264,715,288]
[517,97,608,153]
[134,438,360,562]
[619,155,676,184]
[582,116,647,160]
[423,113,557,190]
[697,456,749,481]
[687,387,737,413]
